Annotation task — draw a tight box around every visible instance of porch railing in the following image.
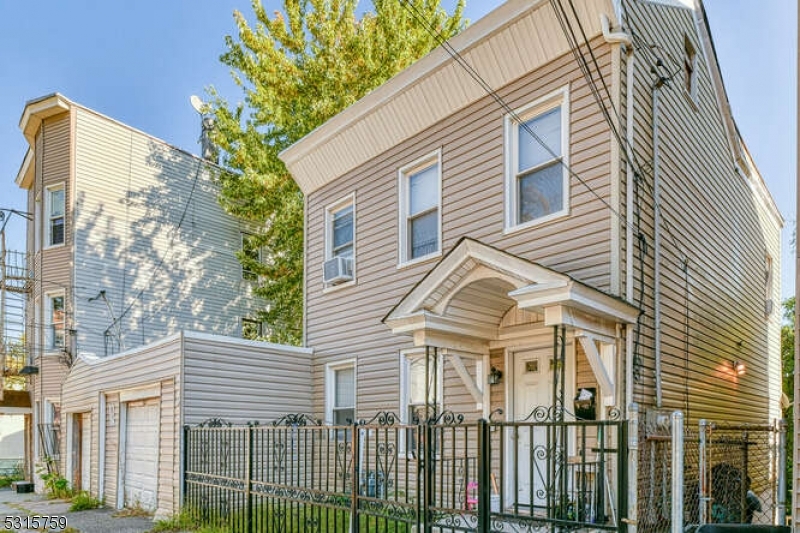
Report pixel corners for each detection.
[183,410,628,533]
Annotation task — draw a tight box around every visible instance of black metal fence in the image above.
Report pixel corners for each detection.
[183,411,628,533]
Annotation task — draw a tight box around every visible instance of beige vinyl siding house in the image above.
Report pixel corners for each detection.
[282,0,781,428]
[59,331,313,518]
[14,94,267,490]
[279,0,781,521]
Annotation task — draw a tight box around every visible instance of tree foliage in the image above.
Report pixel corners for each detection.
[210,0,465,345]
[781,297,794,499]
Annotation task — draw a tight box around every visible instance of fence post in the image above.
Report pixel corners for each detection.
[351,423,360,533]
[183,425,190,516]
[671,411,684,533]
[424,422,434,533]
[245,425,253,533]
[627,403,638,533]
[698,419,708,526]
[777,419,787,525]
[618,418,629,533]
[478,419,491,533]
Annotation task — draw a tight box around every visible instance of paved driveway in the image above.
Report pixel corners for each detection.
[0,489,156,532]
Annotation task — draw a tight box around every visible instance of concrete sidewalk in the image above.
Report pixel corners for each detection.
[0,488,157,532]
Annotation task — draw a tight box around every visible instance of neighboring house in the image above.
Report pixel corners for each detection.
[13,95,270,504]
[280,0,781,524]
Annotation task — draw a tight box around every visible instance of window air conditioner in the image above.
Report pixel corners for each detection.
[323,256,353,284]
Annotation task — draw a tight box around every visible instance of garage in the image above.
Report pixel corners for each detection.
[123,398,160,511]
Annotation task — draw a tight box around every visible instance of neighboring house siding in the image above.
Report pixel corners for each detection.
[182,333,314,425]
[623,1,781,422]
[27,113,75,470]
[305,44,615,420]
[71,108,261,358]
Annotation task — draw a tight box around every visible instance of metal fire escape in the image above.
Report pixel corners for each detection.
[0,212,32,400]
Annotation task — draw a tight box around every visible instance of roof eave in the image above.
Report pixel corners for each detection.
[19,93,73,146]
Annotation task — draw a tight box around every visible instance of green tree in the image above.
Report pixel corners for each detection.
[782,296,794,501]
[209,0,465,345]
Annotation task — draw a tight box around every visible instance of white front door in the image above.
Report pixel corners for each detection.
[512,348,553,510]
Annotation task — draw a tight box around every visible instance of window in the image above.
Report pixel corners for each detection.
[324,196,355,285]
[242,318,263,340]
[326,362,355,427]
[241,233,262,281]
[400,351,443,453]
[505,88,569,230]
[399,152,441,264]
[45,293,65,350]
[684,36,698,101]
[765,255,774,316]
[46,186,65,247]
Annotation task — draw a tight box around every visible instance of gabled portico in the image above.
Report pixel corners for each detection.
[384,238,639,415]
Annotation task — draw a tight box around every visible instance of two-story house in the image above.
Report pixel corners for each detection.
[13,94,314,517]
[279,0,782,525]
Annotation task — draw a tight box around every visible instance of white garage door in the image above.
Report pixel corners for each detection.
[124,399,160,511]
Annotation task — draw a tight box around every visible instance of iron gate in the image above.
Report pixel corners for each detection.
[183,410,628,532]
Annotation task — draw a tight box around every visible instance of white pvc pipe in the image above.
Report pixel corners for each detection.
[671,411,684,533]
[653,84,663,408]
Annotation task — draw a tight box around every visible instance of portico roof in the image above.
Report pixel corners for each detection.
[383,238,639,350]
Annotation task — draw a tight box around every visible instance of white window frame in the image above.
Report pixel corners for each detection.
[44,291,66,353]
[504,86,570,233]
[325,359,356,427]
[324,193,356,289]
[398,150,442,267]
[241,232,262,282]
[45,184,66,248]
[399,349,443,455]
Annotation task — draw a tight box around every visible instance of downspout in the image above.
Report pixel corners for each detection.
[652,80,664,408]
[601,12,636,413]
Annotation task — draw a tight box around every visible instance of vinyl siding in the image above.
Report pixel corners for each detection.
[182,332,314,425]
[26,112,75,469]
[59,333,182,517]
[305,41,615,422]
[622,1,782,424]
[71,107,262,358]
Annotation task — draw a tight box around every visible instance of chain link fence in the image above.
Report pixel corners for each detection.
[637,413,785,533]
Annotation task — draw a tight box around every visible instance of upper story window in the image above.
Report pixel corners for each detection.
[242,317,263,340]
[765,255,774,316]
[45,292,65,351]
[46,185,65,247]
[399,151,441,265]
[505,88,569,231]
[684,35,698,102]
[241,232,262,282]
[323,196,355,286]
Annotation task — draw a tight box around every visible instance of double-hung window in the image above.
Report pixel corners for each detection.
[684,35,698,102]
[46,185,65,247]
[327,362,355,427]
[506,88,569,230]
[399,152,441,265]
[242,318,263,340]
[45,293,66,350]
[241,233,262,281]
[324,196,355,285]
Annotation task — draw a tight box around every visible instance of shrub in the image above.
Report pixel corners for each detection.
[69,491,103,511]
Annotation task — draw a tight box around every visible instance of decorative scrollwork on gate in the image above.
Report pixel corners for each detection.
[429,409,464,425]
[271,413,322,426]
[197,417,232,427]
[358,411,399,426]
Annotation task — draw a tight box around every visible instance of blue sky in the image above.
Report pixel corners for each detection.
[0,1,795,299]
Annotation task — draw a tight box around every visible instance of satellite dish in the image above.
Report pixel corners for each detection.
[190,94,205,114]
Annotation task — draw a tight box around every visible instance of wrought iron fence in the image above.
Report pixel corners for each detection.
[183,410,628,533]
[637,414,786,533]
